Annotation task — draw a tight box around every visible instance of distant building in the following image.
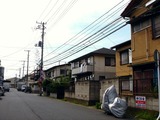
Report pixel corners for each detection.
[45,63,71,80]
[6,77,18,88]
[44,63,71,98]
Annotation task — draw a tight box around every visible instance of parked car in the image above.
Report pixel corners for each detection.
[21,85,27,92]
[17,82,25,91]
[24,86,32,93]
[0,86,5,96]
[3,82,10,92]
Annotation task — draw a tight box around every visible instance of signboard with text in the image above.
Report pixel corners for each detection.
[135,96,146,108]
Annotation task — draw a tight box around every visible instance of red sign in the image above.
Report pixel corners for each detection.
[135,96,146,108]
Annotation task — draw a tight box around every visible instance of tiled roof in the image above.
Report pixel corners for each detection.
[111,40,131,49]
[69,48,115,62]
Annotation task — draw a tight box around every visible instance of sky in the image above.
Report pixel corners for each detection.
[0,0,131,79]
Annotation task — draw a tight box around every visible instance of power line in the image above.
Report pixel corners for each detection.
[37,0,53,21]
[44,0,129,59]
[44,17,123,62]
[43,18,127,66]
[44,23,127,66]
[41,0,59,22]
[47,0,78,29]
[45,0,68,23]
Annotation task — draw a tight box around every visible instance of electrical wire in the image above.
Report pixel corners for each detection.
[47,0,78,29]
[44,0,129,59]
[41,0,59,22]
[44,22,127,66]
[34,0,131,69]
[45,17,123,62]
[43,18,127,66]
[37,0,53,21]
[45,0,68,23]
[42,1,129,60]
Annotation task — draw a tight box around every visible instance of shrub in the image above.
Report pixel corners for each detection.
[95,102,101,109]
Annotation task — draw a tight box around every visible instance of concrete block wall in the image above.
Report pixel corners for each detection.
[75,81,90,101]
[65,91,75,99]
[100,78,119,102]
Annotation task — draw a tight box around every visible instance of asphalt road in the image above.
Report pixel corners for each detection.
[0,88,131,120]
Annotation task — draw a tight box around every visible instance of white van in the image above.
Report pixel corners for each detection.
[3,82,10,92]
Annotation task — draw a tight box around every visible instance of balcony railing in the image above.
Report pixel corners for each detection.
[72,65,93,75]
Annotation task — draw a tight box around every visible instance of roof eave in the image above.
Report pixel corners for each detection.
[121,0,141,17]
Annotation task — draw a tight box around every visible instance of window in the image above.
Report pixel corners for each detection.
[87,57,91,65]
[105,57,115,66]
[47,72,51,77]
[87,57,93,65]
[134,69,155,95]
[99,76,105,80]
[152,14,160,38]
[122,81,130,90]
[132,19,150,33]
[51,71,54,77]
[71,63,74,69]
[129,49,132,63]
[120,76,133,91]
[133,19,150,33]
[74,62,79,68]
[60,69,66,75]
[120,50,129,65]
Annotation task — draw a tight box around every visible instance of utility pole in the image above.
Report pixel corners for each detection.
[24,50,30,86]
[20,60,25,80]
[19,68,21,78]
[22,60,25,79]
[36,22,46,96]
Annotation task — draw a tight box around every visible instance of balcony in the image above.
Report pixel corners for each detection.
[72,65,93,75]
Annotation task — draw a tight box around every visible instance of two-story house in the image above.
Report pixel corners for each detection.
[121,0,160,111]
[45,64,71,80]
[69,48,116,105]
[44,64,71,98]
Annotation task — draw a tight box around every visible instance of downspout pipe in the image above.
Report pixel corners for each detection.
[156,50,160,120]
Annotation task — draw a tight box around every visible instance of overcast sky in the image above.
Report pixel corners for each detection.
[0,0,131,79]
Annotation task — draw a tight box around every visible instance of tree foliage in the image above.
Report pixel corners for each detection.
[42,75,71,93]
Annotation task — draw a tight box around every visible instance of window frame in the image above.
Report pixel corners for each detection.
[105,57,115,66]
[119,76,133,95]
[120,50,129,65]
[60,69,66,75]
[132,19,151,33]
[133,69,156,96]
[152,14,160,39]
